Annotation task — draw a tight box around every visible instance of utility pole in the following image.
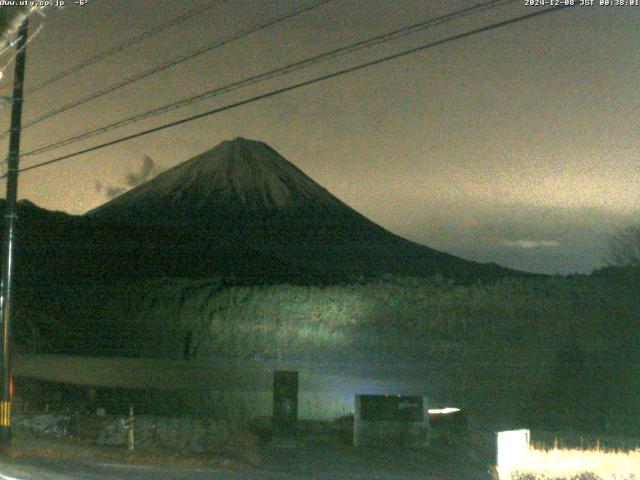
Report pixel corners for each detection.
[0,17,28,448]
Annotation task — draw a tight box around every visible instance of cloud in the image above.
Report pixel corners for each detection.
[502,239,560,249]
[105,186,126,199]
[96,154,160,199]
[95,181,125,199]
[125,155,158,187]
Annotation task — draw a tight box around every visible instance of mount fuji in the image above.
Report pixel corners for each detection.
[85,137,512,281]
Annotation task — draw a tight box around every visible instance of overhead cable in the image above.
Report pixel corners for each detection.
[22,0,516,157]
[5,5,573,179]
[0,0,333,140]
[24,0,232,95]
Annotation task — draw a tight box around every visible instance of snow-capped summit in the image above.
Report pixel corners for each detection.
[86,137,511,279]
[88,138,343,221]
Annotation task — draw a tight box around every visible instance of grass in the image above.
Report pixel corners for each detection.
[499,446,640,480]
[6,423,260,469]
[36,273,639,361]
[16,273,640,437]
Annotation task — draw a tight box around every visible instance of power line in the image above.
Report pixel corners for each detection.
[4,5,573,179]
[0,0,334,141]
[23,0,232,95]
[22,0,517,157]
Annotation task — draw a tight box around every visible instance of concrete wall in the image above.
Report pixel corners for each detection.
[13,354,432,421]
[13,350,553,424]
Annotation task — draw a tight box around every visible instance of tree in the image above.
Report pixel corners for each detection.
[605,225,640,267]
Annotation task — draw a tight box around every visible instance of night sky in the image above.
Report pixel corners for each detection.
[0,0,637,274]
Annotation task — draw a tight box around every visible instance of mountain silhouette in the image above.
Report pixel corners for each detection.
[1,138,520,355]
[86,137,513,281]
[89,137,342,220]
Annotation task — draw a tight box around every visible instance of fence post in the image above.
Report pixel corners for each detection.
[121,406,135,451]
[128,406,134,451]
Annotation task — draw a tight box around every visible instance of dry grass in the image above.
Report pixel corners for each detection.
[507,446,640,480]
[5,426,243,469]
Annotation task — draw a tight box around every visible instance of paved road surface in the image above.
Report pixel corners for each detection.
[0,460,287,480]
[0,443,492,479]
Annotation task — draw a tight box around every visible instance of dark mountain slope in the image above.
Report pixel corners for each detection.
[88,137,344,221]
[2,200,299,286]
[87,137,515,281]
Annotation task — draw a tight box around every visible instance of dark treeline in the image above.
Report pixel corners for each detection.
[13,271,640,434]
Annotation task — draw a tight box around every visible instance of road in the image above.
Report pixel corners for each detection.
[0,443,492,479]
[0,458,306,480]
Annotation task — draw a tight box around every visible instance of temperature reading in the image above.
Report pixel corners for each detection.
[75,0,89,5]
